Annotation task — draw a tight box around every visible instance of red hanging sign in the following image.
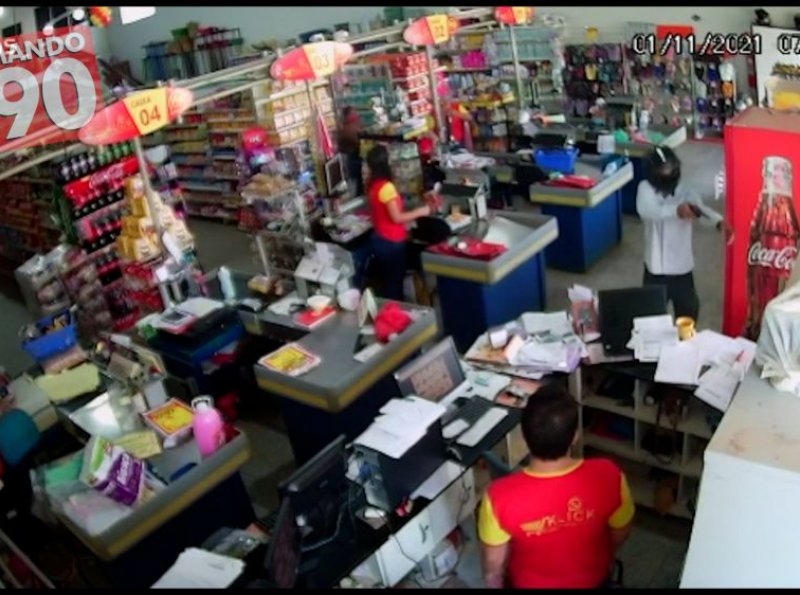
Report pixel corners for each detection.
[0,25,104,152]
[403,14,461,46]
[78,86,193,145]
[494,7,535,26]
[270,42,353,82]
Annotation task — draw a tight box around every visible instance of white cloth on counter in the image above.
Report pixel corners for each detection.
[757,283,800,396]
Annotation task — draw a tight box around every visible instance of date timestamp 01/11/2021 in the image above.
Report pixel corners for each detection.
[631,33,765,56]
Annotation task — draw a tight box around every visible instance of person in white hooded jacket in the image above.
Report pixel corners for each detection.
[636,146,733,321]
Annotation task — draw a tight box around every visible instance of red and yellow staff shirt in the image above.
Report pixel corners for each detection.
[478,459,635,589]
[368,178,408,243]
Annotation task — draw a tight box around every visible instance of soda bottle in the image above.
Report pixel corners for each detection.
[745,156,800,339]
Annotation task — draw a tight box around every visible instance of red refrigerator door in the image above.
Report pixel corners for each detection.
[723,108,800,338]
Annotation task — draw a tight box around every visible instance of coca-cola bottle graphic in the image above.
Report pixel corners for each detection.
[745,156,800,339]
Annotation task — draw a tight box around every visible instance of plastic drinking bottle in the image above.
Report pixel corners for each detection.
[192,396,225,458]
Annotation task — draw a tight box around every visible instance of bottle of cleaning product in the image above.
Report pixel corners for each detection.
[192,396,225,458]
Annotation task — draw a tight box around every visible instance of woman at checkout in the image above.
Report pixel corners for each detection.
[366,145,435,301]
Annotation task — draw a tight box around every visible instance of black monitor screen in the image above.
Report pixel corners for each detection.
[264,496,301,588]
[598,286,668,351]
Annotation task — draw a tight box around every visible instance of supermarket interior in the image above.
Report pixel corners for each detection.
[0,4,799,589]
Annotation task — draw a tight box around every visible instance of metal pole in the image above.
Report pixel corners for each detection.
[508,24,525,111]
[426,44,445,144]
[254,233,271,276]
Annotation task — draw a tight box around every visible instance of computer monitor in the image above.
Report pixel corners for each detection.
[263,495,301,588]
[278,434,348,543]
[393,336,465,402]
[598,286,668,354]
[324,154,347,196]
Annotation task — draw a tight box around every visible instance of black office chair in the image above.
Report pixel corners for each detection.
[479,450,624,588]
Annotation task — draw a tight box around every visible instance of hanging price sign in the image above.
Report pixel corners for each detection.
[403,14,461,46]
[270,42,353,82]
[494,7,535,26]
[78,86,193,145]
[0,25,103,152]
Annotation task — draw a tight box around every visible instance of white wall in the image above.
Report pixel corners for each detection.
[102,6,800,82]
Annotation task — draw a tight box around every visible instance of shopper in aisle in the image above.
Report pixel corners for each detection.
[478,384,634,589]
[339,106,364,196]
[636,146,733,322]
[366,144,432,301]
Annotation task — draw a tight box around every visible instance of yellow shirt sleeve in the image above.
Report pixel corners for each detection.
[608,473,635,529]
[478,493,511,546]
[377,182,400,204]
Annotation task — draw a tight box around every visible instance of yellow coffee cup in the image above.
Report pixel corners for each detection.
[676,317,696,341]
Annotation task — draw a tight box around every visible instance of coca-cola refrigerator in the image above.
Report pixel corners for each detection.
[723,108,800,339]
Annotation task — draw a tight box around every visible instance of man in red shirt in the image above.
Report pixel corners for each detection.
[478,384,634,588]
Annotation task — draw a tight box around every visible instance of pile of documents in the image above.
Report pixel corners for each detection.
[354,397,446,459]
[465,311,586,379]
[691,331,757,412]
[152,548,244,588]
[628,315,678,362]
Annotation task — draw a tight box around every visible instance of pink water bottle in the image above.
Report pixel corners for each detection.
[192,396,225,458]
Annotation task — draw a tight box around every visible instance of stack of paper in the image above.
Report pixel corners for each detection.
[152,548,244,588]
[654,342,702,386]
[354,396,446,459]
[691,332,757,412]
[628,315,678,362]
[568,284,600,342]
[521,311,573,339]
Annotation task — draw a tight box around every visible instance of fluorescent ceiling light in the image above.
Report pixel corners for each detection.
[120,6,156,25]
[72,7,86,21]
[0,8,5,18]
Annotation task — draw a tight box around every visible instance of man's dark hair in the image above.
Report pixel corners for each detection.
[366,144,393,183]
[521,383,579,461]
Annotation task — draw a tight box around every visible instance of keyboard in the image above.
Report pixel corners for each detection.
[456,407,509,447]
[442,396,492,429]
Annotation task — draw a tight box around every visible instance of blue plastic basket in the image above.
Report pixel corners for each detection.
[534,147,580,175]
[21,310,78,362]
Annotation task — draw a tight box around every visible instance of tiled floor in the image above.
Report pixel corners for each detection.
[0,140,723,588]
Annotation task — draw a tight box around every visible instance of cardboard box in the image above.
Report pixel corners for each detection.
[122,216,154,238]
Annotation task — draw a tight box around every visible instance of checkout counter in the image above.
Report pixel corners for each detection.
[212,266,439,466]
[422,209,558,353]
[18,367,253,588]
[530,155,633,272]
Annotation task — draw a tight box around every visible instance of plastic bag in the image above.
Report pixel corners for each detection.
[80,436,146,506]
[756,282,800,395]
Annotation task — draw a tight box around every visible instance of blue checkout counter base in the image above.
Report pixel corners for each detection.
[541,191,623,273]
[98,473,254,588]
[436,252,547,354]
[275,371,409,467]
[620,156,644,216]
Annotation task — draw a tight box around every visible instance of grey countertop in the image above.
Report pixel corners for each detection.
[421,210,558,284]
[529,155,634,208]
[250,301,439,413]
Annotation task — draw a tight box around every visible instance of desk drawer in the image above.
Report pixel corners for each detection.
[375,509,433,586]
[427,468,476,545]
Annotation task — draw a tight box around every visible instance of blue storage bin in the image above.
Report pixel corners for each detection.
[534,147,580,175]
[21,310,78,362]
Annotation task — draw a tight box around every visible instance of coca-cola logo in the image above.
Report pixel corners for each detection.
[89,162,125,189]
[747,242,798,271]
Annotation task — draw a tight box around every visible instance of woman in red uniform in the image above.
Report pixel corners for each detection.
[366,145,432,301]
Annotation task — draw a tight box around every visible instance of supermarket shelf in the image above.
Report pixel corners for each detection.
[181,183,229,194]
[447,67,496,73]
[390,71,429,83]
[213,155,238,161]
[625,467,693,520]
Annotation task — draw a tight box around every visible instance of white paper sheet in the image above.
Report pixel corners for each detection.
[152,548,244,589]
[521,311,572,336]
[176,297,223,318]
[654,343,702,385]
[694,365,740,412]
[411,461,466,500]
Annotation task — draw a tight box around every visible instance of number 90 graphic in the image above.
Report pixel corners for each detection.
[0,58,97,140]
